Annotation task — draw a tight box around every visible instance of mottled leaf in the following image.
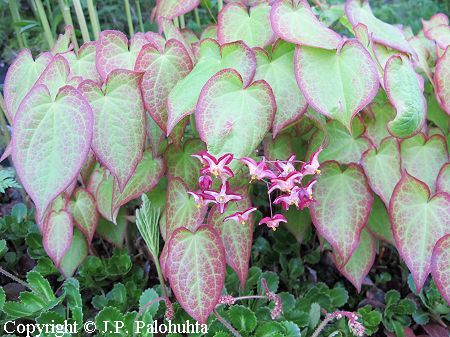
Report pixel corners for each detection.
[362,102,395,148]
[43,210,73,267]
[431,234,450,305]
[59,229,88,278]
[434,46,450,115]
[63,42,101,83]
[367,195,395,245]
[437,163,450,193]
[68,188,98,244]
[155,0,200,27]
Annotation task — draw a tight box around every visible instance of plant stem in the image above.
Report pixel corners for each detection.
[9,0,27,49]
[124,0,134,36]
[214,310,242,337]
[311,314,335,337]
[0,99,10,146]
[194,8,201,28]
[0,267,33,291]
[218,0,223,12]
[153,251,168,299]
[35,0,54,48]
[135,296,164,320]
[173,17,179,28]
[179,14,185,29]
[73,0,91,42]
[86,0,100,40]
[44,0,52,20]
[58,0,79,51]
[135,0,144,32]
[201,0,216,23]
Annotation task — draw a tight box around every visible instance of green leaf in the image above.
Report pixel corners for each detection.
[36,311,69,337]
[95,306,126,337]
[366,195,395,245]
[68,188,98,244]
[63,278,83,324]
[281,321,301,337]
[329,287,349,308]
[63,42,101,82]
[390,172,450,292]
[362,102,395,148]
[167,39,256,134]
[310,161,373,264]
[255,321,286,337]
[357,305,381,336]
[431,234,450,305]
[432,36,450,115]
[136,195,161,257]
[139,288,160,316]
[218,3,274,48]
[384,56,426,138]
[42,210,73,267]
[11,203,27,223]
[295,40,379,131]
[400,133,448,192]
[227,305,257,334]
[308,303,321,330]
[0,286,5,311]
[196,68,275,169]
[282,207,311,244]
[59,229,88,278]
[264,134,293,161]
[27,271,56,302]
[96,209,128,248]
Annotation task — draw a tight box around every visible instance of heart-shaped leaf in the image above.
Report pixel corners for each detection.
[310,161,373,264]
[167,38,256,134]
[345,0,413,54]
[424,24,450,51]
[367,195,395,245]
[68,188,98,244]
[79,70,146,191]
[43,210,74,267]
[422,13,449,33]
[254,41,307,137]
[434,47,450,115]
[218,3,275,48]
[384,55,426,138]
[96,30,151,81]
[59,229,88,278]
[264,133,293,160]
[63,42,102,83]
[361,137,401,206]
[389,172,450,292]
[307,116,371,165]
[294,40,379,131]
[12,85,93,222]
[207,188,254,289]
[196,68,275,167]
[95,169,116,221]
[155,0,200,27]
[4,49,52,121]
[225,0,268,5]
[437,163,450,193]
[362,102,395,148]
[135,39,193,133]
[431,234,450,305]
[166,139,206,189]
[400,133,448,192]
[167,225,226,323]
[166,177,207,239]
[271,0,342,49]
[333,228,376,292]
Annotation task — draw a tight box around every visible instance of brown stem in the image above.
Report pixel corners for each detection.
[0,266,33,291]
[213,309,242,337]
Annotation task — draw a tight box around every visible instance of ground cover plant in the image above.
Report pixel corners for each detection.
[0,0,449,336]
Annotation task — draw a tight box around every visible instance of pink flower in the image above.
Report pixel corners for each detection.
[274,154,296,177]
[198,175,212,191]
[240,157,275,182]
[273,186,302,210]
[297,180,316,209]
[224,207,257,224]
[204,182,242,214]
[268,172,303,193]
[258,214,287,231]
[188,191,215,207]
[302,147,322,176]
[200,152,234,181]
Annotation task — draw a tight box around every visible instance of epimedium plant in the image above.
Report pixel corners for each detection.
[0,0,449,335]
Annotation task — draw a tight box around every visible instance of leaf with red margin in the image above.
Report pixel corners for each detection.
[384,55,426,139]
[367,195,395,245]
[68,188,98,244]
[59,229,88,278]
[196,69,275,169]
[96,30,152,81]
[51,25,74,55]
[400,133,448,193]
[112,151,165,223]
[79,70,146,191]
[166,139,206,189]
[345,0,413,54]
[422,13,449,33]
[306,116,371,165]
[207,187,253,289]
[424,25,450,51]
[437,163,450,193]
[390,173,450,292]
[160,240,169,279]
[225,0,268,5]
[43,210,74,267]
[294,40,379,132]
[181,29,200,44]
[166,177,207,239]
[254,41,307,137]
[167,225,226,323]
[155,0,200,28]
[264,134,293,161]
[431,234,450,305]
[160,18,195,62]
[96,209,127,248]
[333,228,376,292]
[95,170,115,222]
[80,151,96,185]
[270,0,342,49]
[135,39,193,133]
[310,161,373,265]
[87,165,104,196]
[146,115,166,157]
[167,38,256,135]
[362,102,395,148]
[361,137,401,207]
[434,46,450,115]
[408,35,435,81]
[63,42,102,83]
[218,3,275,48]
[3,50,52,121]
[12,85,92,223]
[200,25,218,40]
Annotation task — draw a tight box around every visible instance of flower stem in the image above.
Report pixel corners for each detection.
[0,267,33,291]
[311,314,335,337]
[58,0,79,51]
[0,95,10,146]
[135,0,144,32]
[35,0,54,48]
[218,0,223,12]
[214,309,242,337]
[86,0,100,40]
[9,0,27,49]
[179,14,185,29]
[73,0,91,42]
[124,0,134,36]
[194,8,201,28]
